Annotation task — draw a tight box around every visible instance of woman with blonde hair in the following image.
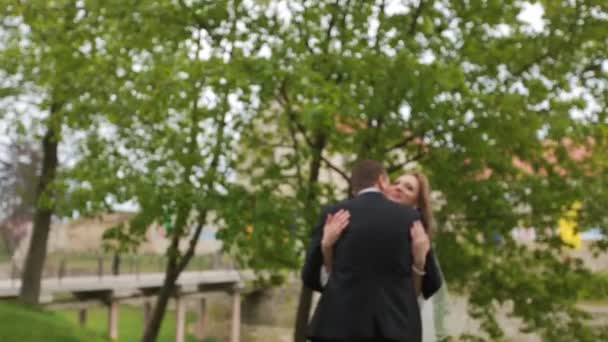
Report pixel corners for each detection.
[385,171,447,342]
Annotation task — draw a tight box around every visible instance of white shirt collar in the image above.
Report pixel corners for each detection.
[357,186,382,195]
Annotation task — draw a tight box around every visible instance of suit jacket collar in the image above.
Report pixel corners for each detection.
[357,187,385,198]
[357,186,382,195]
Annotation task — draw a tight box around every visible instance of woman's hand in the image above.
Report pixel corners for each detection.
[321,209,350,250]
[411,220,430,269]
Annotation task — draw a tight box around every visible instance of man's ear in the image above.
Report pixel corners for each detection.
[377,174,390,191]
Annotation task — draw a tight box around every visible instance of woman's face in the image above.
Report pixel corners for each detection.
[386,174,419,207]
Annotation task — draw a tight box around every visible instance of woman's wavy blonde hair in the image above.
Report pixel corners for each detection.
[408,171,434,237]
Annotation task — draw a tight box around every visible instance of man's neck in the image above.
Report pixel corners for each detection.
[357,186,382,196]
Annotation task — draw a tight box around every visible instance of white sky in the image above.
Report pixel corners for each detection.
[518,2,545,32]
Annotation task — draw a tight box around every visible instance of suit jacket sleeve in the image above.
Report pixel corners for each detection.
[422,249,443,299]
[301,206,331,292]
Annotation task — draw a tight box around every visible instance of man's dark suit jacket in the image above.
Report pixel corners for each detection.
[301,192,442,341]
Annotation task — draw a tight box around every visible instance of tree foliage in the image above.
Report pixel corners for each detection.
[220,1,608,340]
[0,0,124,304]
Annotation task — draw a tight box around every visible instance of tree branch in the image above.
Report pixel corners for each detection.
[285,108,304,184]
[178,0,210,31]
[357,116,375,159]
[176,209,207,274]
[280,82,314,148]
[374,0,386,51]
[338,0,352,44]
[386,133,417,152]
[291,3,315,54]
[408,0,426,36]
[511,2,584,80]
[387,134,428,174]
[512,50,551,77]
[385,121,446,154]
[387,151,424,174]
[371,113,386,151]
[321,155,350,184]
[322,1,339,54]
[175,83,229,275]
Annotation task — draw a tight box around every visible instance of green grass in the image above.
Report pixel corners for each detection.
[57,304,216,342]
[0,301,221,342]
[0,301,105,342]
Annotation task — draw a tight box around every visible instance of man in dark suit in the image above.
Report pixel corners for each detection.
[302,160,439,342]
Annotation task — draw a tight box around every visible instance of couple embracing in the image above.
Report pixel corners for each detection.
[302,160,444,342]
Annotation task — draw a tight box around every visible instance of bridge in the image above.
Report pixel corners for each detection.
[0,270,247,342]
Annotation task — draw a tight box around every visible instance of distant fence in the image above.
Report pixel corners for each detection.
[1,251,235,282]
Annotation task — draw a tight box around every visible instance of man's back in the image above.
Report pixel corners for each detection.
[308,192,422,341]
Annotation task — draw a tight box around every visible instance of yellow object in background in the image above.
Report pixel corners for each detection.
[558,201,582,249]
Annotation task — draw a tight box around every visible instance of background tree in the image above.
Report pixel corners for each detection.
[0,0,119,304]
[217,1,608,340]
[0,138,40,252]
[60,1,265,340]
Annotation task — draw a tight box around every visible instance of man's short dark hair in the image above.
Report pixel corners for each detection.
[350,159,386,194]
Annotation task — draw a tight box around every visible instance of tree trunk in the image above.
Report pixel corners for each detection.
[112,253,120,275]
[142,213,205,342]
[294,285,314,342]
[142,262,178,342]
[19,105,61,305]
[293,134,325,342]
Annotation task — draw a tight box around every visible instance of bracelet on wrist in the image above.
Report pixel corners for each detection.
[412,264,426,276]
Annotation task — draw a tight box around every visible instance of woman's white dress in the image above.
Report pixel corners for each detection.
[420,281,449,342]
[420,296,437,342]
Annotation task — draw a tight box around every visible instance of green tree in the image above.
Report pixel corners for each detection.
[217,1,608,340]
[0,0,119,305]
[59,1,264,340]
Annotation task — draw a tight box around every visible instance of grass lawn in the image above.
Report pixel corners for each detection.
[57,304,218,342]
[0,301,105,342]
